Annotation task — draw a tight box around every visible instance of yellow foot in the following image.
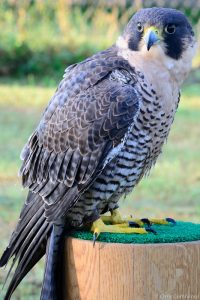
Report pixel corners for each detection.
[91,218,156,245]
[91,209,176,244]
[101,209,176,228]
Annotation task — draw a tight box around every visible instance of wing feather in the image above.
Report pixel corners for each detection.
[19,46,140,221]
[1,47,142,299]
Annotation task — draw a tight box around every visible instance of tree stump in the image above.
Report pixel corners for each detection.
[63,237,200,300]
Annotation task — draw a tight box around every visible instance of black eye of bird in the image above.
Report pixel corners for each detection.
[165,24,176,34]
[137,22,144,33]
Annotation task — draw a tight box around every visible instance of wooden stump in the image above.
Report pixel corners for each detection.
[63,237,200,300]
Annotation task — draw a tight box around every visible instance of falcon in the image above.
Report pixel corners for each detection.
[0,7,196,300]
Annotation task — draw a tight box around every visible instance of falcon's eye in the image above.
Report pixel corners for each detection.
[165,24,176,34]
[137,22,144,33]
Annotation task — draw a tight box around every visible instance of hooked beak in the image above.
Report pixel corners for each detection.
[144,27,160,51]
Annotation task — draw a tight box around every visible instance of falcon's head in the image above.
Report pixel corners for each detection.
[117,8,196,82]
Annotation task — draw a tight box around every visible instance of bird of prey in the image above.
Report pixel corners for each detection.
[0,7,196,300]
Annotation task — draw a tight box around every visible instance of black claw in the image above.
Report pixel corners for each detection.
[146,227,157,235]
[166,218,176,225]
[93,232,98,247]
[129,221,141,228]
[141,218,152,226]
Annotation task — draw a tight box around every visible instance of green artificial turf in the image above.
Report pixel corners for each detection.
[69,221,200,244]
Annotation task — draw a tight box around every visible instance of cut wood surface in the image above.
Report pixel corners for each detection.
[63,237,200,300]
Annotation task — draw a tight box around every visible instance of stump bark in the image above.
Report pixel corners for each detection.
[63,237,200,300]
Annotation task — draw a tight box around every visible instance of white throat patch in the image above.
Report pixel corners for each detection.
[116,35,197,86]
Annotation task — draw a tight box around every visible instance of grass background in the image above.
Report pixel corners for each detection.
[0,1,200,299]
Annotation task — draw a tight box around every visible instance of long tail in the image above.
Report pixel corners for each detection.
[0,191,52,300]
[40,222,65,300]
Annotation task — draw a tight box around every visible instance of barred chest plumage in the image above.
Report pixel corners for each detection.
[67,70,180,228]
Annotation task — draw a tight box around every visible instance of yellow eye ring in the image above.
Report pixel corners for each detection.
[165,24,176,34]
[137,22,144,33]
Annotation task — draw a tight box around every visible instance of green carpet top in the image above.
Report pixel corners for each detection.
[69,221,200,244]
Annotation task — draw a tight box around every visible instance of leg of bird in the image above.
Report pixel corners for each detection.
[101,209,176,227]
[91,218,157,245]
[92,209,176,244]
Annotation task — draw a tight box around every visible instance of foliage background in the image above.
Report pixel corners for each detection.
[0,0,199,299]
[0,0,200,80]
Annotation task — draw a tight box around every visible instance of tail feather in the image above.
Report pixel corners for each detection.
[4,223,50,300]
[17,220,49,273]
[1,205,44,267]
[40,223,65,300]
[0,193,43,267]
[0,191,52,300]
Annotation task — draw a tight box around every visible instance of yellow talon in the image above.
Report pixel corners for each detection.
[101,209,143,227]
[101,209,176,227]
[90,218,149,241]
[90,209,176,242]
[101,209,124,224]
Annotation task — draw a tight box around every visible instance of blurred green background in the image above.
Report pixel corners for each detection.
[0,0,200,299]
